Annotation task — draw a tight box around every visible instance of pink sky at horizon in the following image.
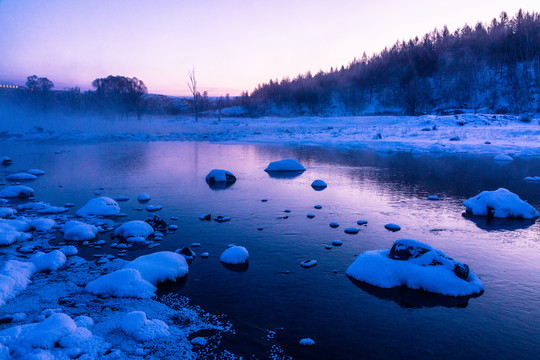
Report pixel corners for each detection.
[0,0,538,97]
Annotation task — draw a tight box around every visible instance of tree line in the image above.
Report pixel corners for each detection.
[247,10,540,115]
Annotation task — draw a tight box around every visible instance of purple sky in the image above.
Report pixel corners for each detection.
[0,0,537,96]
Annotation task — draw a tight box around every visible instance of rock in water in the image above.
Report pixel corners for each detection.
[145,214,167,231]
[205,169,236,184]
[264,159,306,172]
[311,179,327,190]
[384,223,401,232]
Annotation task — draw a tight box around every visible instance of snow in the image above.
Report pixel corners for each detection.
[59,245,78,256]
[26,169,45,176]
[18,202,68,214]
[463,188,539,219]
[114,220,154,240]
[205,169,237,183]
[5,173,37,181]
[311,179,327,189]
[0,186,34,198]
[264,158,306,172]
[29,218,55,232]
[85,268,157,299]
[220,246,249,264]
[30,251,66,272]
[0,208,16,218]
[124,252,189,284]
[346,239,484,296]
[121,311,170,342]
[75,197,121,217]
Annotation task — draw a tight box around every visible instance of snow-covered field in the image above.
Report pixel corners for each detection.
[1,113,539,156]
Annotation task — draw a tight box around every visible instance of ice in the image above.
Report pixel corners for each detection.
[524,176,540,182]
[311,179,327,190]
[205,169,237,184]
[0,208,16,218]
[463,188,539,219]
[85,268,157,298]
[75,197,121,217]
[114,220,154,240]
[26,169,45,176]
[264,159,306,172]
[121,311,170,342]
[220,246,249,264]
[61,221,98,241]
[345,239,484,296]
[5,173,37,181]
[29,218,55,232]
[30,250,66,272]
[124,251,189,284]
[0,185,34,198]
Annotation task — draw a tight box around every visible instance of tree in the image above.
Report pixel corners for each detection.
[91,75,147,118]
[25,75,54,108]
[187,68,199,121]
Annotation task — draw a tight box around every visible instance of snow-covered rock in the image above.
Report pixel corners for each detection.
[137,193,151,202]
[384,223,401,231]
[264,159,306,172]
[205,169,237,184]
[17,202,68,214]
[5,173,37,181]
[59,245,78,256]
[0,207,16,218]
[345,239,484,296]
[29,218,55,232]
[124,251,189,284]
[524,176,540,182]
[121,311,170,342]
[76,197,121,217]
[311,179,327,190]
[427,195,439,200]
[463,188,539,219]
[176,247,196,261]
[220,246,249,264]
[62,221,98,241]
[26,169,45,176]
[0,260,36,305]
[146,204,163,211]
[329,222,339,228]
[30,250,67,272]
[0,185,34,198]
[300,260,317,268]
[332,240,343,246]
[114,220,154,240]
[1,156,13,166]
[85,268,156,298]
[493,154,514,162]
[344,227,359,234]
[299,338,315,346]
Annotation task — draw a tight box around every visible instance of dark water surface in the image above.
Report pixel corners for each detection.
[1,141,539,360]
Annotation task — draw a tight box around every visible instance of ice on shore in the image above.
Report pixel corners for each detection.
[220,246,249,264]
[76,197,121,217]
[463,188,539,219]
[0,260,36,306]
[264,159,306,172]
[346,239,484,296]
[0,185,34,198]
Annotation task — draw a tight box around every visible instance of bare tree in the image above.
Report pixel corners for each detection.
[187,68,199,122]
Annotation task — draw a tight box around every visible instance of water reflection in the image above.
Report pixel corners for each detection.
[461,212,538,231]
[220,262,249,273]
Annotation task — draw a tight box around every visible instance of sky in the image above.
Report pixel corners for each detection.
[0,0,538,96]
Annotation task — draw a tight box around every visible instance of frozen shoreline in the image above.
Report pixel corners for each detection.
[1,113,539,157]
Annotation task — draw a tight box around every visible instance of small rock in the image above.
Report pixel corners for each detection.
[384,223,401,232]
[306,214,315,219]
[356,220,368,225]
[332,240,343,246]
[314,205,322,209]
[344,227,359,234]
[329,222,339,228]
[300,260,317,268]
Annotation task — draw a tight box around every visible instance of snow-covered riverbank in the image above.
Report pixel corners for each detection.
[1,113,540,157]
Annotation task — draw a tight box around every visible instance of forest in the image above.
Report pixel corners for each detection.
[246,10,540,116]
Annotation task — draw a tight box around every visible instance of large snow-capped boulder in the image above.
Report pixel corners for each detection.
[124,251,189,285]
[346,239,484,296]
[0,185,34,198]
[264,159,306,172]
[76,197,121,217]
[463,188,539,219]
[114,220,154,240]
[5,173,37,181]
[220,246,249,264]
[85,268,156,298]
[205,169,237,184]
[62,220,98,241]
